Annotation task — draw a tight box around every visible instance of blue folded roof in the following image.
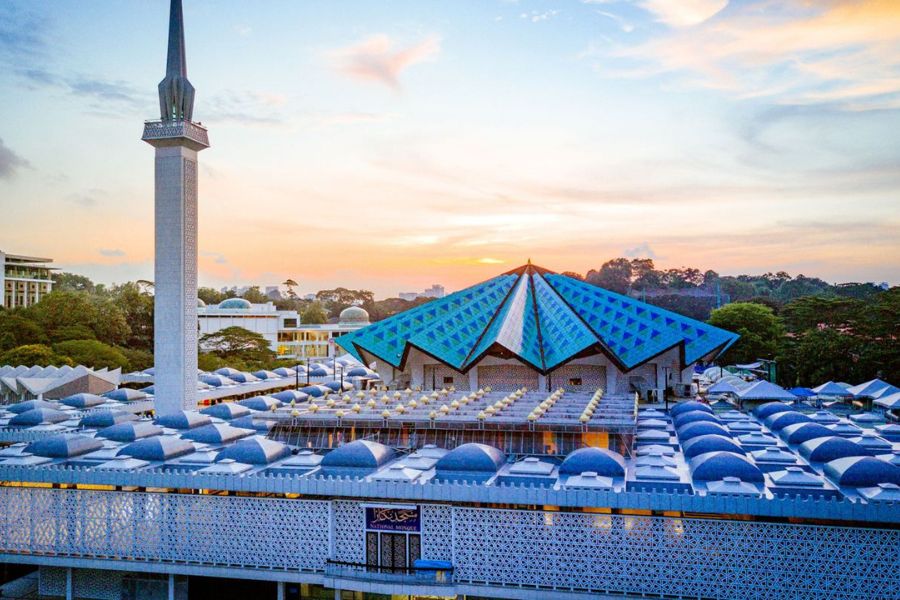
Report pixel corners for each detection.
[337,263,738,374]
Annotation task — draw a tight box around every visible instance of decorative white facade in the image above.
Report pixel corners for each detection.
[0,251,54,309]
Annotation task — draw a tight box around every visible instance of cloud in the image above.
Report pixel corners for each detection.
[17,67,146,113]
[636,0,727,27]
[201,251,229,265]
[0,137,29,179]
[521,10,560,23]
[0,4,46,62]
[595,1,900,111]
[99,248,126,258]
[623,242,658,259]
[65,188,107,207]
[330,34,441,90]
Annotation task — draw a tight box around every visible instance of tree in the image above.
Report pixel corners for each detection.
[87,296,130,346]
[316,288,375,317]
[561,271,584,281]
[118,347,154,372]
[198,287,226,306]
[53,340,130,370]
[0,314,47,351]
[586,259,632,294]
[283,279,299,299]
[241,286,269,304]
[708,302,782,365]
[51,272,96,293]
[199,326,274,365]
[0,344,72,367]
[301,302,328,325]
[52,324,97,342]
[107,282,153,351]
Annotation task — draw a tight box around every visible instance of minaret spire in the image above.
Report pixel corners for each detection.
[158,0,195,121]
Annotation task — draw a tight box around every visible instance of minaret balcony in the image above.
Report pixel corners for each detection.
[142,119,210,150]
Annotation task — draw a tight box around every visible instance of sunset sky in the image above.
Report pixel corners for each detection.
[1,0,898,297]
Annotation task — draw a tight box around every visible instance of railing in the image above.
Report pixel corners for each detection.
[325,560,453,585]
[141,119,209,147]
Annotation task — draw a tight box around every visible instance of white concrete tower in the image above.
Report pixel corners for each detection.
[142,0,209,416]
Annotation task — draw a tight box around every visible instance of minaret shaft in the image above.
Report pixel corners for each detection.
[143,0,209,417]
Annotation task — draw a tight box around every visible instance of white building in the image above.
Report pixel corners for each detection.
[197,299,369,361]
[0,251,55,308]
[399,284,445,301]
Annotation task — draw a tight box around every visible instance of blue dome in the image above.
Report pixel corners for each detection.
[97,422,163,443]
[197,298,206,308]
[182,424,254,445]
[215,437,290,465]
[60,393,107,409]
[103,388,148,402]
[690,451,765,482]
[79,410,138,429]
[824,456,900,488]
[764,411,811,432]
[300,385,326,397]
[237,396,282,411]
[25,434,103,458]
[155,411,211,430]
[346,367,371,377]
[7,399,58,414]
[558,447,625,477]
[754,402,795,420]
[229,416,275,433]
[271,390,309,403]
[436,443,505,474]
[118,436,195,461]
[670,401,713,418]
[677,421,731,441]
[682,434,745,459]
[673,410,721,428]
[339,306,370,324]
[9,408,70,427]
[200,402,252,420]
[218,298,252,309]
[779,422,834,445]
[799,437,869,463]
[321,440,396,470]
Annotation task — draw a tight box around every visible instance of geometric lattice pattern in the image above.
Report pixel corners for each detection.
[452,507,900,600]
[332,500,366,564]
[0,488,329,572]
[339,263,738,374]
[421,504,453,563]
[40,568,124,600]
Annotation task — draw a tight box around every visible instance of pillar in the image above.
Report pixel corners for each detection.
[276,581,285,600]
[168,573,175,600]
[65,568,73,600]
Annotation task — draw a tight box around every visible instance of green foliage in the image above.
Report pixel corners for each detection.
[198,287,226,306]
[51,272,96,293]
[0,314,47,351]
[0,344,72,367]
[300,302,328,325]
[199,326,274,366]
[240,286,269,304]
[53,339,130,370]
[105,282,153,350]
[708,302,782,365]
[53,324,97,342]
[197,352,228,372]
[586,258,632,294]
[118,347,154,372]
[316,288,374,318]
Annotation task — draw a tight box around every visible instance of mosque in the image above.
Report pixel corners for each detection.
[0,2,896,600]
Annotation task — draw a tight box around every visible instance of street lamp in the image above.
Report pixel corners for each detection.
[662,366,671,414]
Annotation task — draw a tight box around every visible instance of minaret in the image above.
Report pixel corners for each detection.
[142,0,209,416]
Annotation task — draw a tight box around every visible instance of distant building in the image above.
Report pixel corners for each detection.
[0,251,55,308]
[197,300,368,361]
[399,284,445,301]
[264,285,282,300]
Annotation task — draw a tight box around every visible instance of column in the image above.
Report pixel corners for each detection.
[276,581,285,600]
[168,573,175,600]
[65,568,73,600]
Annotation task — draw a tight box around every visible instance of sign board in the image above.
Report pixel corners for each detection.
[365,505,420,532]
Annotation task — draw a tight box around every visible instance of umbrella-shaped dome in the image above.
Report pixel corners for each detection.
[199,374,235,388]
[787,387,816,398]
[229,416,275,433]
[558,447,626,477]
[707,380,741,395]
[670,401,713,419]
[237,396,282,411]
[321,440,396,470]
[79,410,138,429]
[798,437,869,463]
[215,437,291,464]
[9,407,70,427]
[682,434,745,458]
[435,443,505,474]
[225,372,259,384]
[118,436,195,461]
[218,298,252,310]
[182,423,254,445]
[764,411,811,432]
[339,306,370,324]
[25,434,103,458]
[200,402,252,420]
[252,370,281,380]
[847,379,898,398]
[60,393,107,409]
[824,456,900,488]
[97,422,163,442]
[155,410,211,430]
[271,390,309,403]
[103,388,148,402]
[307,366,330,377]
[273,367,299,377]
[779,422,834,445]
[677,421,731,442]
[753,402,794,420]
[337,264,737,374]
[874,391,900,410]
[7,399,59,414]
[673,410,721,428]
[689,452,764,482]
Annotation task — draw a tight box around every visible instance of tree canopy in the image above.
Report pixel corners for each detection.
[708,302,782,365]
[199,326,274,365]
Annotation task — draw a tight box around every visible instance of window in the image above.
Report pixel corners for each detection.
[443,376,454,385]
[569,377,582,386]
